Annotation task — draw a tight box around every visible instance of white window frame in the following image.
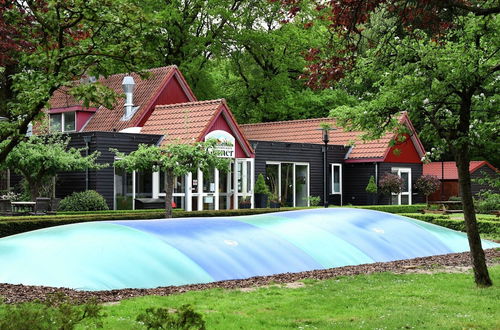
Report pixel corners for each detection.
[50,112,76,133]
[391,167,412,205]
[331,163,342,195]
[265,161,310,207]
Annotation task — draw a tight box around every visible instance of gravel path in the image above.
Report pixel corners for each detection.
[1,249,499,304]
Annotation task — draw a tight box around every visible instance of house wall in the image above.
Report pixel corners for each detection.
[57,132,162,208]
[251,140,349,206]
[343,162,424,205]
[137,75,194,127]
[471,166,499,195]
[206,112,252,158]
[384,133,422,163]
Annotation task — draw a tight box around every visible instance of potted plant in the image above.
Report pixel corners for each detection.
[254,173,269,208]
[238,196,251,209]
[269,193,280,208]
[365,175,378,205]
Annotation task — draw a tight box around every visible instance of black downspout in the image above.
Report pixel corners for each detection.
[83,135,92,191]
[324,143,329,208]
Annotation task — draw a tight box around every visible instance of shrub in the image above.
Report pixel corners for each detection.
[475,191,500,214]
[378,173,404,204]
[136,304,206,330]
[254,173,269,195]
[449,196,462,201]
[414,175,440,205]
[365,176,377,194]
[0,292,103,330]
[308,196,321,206]
[59,190,109,212]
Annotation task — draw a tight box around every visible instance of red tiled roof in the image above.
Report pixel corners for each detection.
[47,66,187,132]
[141,99,225,144]
[423,161,499,180]
[241,117,397,160]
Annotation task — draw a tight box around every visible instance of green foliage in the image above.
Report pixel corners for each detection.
[254,174,269,195]
[365,176,377,194]
[400,213,500,236]
[415,175,441,204]
[136,304,205,330]
[59,190,109,212]
[0,292,103,329]
[475,191,500,214]
[449,196,462,202]
[4,135,105,200]
[308,196,321,206]
[0,0,151,163]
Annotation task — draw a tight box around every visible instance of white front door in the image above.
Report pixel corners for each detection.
[391,168,412,205]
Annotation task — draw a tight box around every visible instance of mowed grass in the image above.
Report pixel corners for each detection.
[89,265,500,329]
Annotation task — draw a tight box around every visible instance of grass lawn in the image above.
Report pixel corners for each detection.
[91,265,500,329]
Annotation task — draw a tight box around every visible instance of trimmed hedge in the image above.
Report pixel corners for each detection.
[0,207,306,238]
[348,204,426,213]
[399,213,500,235]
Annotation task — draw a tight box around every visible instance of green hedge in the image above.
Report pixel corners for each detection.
[0,207,305,238]
[349,204,426,214]
[399,213,500,235]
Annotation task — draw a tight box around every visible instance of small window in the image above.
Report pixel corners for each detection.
[331,164,342,194]
[50,113,62,132]
[63,112,76,132]
[49,112,76,132]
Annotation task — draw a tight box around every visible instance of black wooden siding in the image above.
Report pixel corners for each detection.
[343,162,424,205]
[57,132,162,208]
[251,140,349,206]
[471,166,499,195]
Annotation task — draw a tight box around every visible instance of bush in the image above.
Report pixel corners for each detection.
[137,304,205,330]
[0,292,103,330]
[399,213,500,235]
[365,176,377,194]
[414,175,440,204]
[308,196,321,206]
[59,190,109,212]
[475,191,500,214]
[254,173,269,195]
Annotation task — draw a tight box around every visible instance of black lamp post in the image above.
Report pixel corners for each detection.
[321,126,331,208]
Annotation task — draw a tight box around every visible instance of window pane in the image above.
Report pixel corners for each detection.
[401,194,410,205]
[391,195,399,205]
[63,112,75,131]
[401,172,409,192]
[135,171,152,198]
[281,163,293,207]
[174,176,185,194]
[219,170,228,193]
[265,164,279,196]
[114,168,133,210]
[50,114,62,132]
[295,165,308,207]
[203,167,215,193]
[332,165,340,193]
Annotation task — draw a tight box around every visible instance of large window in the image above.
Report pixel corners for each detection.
[50,112,76,132]
[265,162,309,207]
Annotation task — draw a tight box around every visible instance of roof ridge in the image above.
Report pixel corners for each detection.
[240,117,334,127]
[95,65,176,81]
[155,99,223,110]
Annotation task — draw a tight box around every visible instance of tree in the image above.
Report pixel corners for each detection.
[0,0,150,163]
[2,135,104,200]
[278,0,498,287]
[415,175,441,206]
[378,173,404,205]
[113,140,229,218]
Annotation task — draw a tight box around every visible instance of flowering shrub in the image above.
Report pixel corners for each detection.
[414,175,440,205]
[379,173,404,204]
[0,191,21,201]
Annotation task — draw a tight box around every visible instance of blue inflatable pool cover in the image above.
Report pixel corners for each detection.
[0,208,497,291]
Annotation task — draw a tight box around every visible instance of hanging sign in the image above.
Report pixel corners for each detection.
[205,130,236,158]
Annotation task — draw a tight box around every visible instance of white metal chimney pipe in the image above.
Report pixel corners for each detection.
[122,76,136,119]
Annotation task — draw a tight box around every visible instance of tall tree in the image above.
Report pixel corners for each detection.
[113,140,229,218]
[0,0,151,163]
[281,1,499,286]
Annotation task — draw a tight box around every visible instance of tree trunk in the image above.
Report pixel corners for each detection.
[455,150,492,287]
[164,170,175,219]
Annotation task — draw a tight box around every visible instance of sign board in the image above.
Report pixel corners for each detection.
[205,130,236,158]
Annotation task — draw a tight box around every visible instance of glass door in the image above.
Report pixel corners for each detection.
[391,168,412,205]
